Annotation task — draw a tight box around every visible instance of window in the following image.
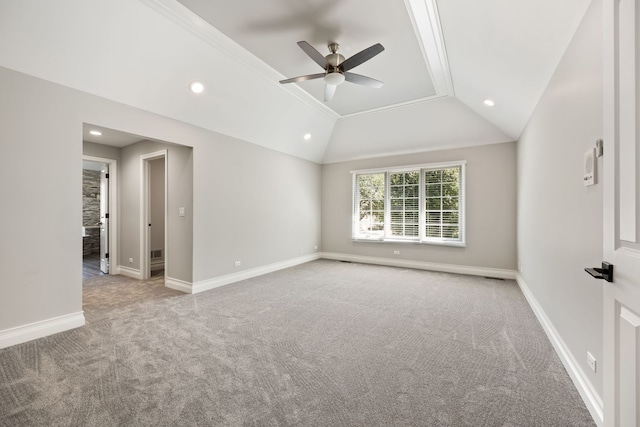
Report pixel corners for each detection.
[352,162,465,246]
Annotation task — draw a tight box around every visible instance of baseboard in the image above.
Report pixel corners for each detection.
[515,274,603,426]
[193,253,321,294]
[320,252,517,280]
[165,276,193,293]
[117,266,143,280]
[0,312,85,350]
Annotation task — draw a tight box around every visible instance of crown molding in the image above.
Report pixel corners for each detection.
[321,138,513,165]
[338,93,450,120]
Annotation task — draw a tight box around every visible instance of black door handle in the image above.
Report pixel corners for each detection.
[585,262,613,282]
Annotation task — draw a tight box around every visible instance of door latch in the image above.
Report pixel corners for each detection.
[585,262,614,282]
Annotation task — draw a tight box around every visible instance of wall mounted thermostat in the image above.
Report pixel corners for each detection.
[584,148,595,186]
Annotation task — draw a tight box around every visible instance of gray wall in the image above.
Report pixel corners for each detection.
[517,0,603,397]
[0,65,322,332]
[0,69,82,330]
[192,138,322,283]
[321,142,517,270]
[120,140,192,282]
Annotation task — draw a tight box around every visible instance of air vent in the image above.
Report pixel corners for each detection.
[151,249,163,259]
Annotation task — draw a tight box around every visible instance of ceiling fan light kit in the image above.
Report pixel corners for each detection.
[279,40,385,102]
[324,72,345,86]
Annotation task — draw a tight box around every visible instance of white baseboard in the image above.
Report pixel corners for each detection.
[117,266,143,280]
[320,252,517,280]
[515,274,603,426]
[0,312,85,350]
[193,253,321,294]
[165,276,193,293]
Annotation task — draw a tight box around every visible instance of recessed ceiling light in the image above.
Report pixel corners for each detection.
[89,130,102,136]
[304,133,312,141]
[483,99,495,107]
[189,81,205,94]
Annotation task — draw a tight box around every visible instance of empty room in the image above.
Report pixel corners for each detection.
[0,0,638,426]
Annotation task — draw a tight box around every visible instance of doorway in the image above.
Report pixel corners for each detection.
[141,151,167,281]
[82,156,118,278]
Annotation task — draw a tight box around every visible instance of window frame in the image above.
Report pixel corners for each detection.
[351,161,466,247]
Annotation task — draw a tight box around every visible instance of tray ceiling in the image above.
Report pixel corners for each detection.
[176,0,445,116]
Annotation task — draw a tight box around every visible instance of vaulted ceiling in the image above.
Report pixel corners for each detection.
[0,0,591,163]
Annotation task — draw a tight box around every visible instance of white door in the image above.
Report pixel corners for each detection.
[100,165,110,274]
[602,0,640,425]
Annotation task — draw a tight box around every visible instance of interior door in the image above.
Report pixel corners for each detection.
[602,0,640,425]
[100,164,109,274]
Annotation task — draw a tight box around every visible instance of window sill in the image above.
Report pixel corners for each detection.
[352,238,466,248]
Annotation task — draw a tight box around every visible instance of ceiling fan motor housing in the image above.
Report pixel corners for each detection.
[326,42,345,70]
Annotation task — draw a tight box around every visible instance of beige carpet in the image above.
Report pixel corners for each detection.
[0,260,595,426]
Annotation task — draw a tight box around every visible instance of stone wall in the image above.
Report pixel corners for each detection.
[83,169,101,256]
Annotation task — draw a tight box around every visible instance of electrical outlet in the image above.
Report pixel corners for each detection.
[587,352,596,372]
[129,257,133,263]
[393,250,400,255]
[234,261,241,267]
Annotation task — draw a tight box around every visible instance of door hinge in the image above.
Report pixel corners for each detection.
[105,173,109,179]
[105,213,109,219]
[105,253,109,259]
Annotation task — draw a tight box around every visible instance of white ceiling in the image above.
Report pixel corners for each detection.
[176,0,440,116]
[0,0,591,163]
[83,125,146,147]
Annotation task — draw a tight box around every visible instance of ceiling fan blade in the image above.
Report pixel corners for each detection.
[340,43,385,72]
[279,73,325,84]
[297,41,329,69]
[324,84,337,102]
[344,72,384,88]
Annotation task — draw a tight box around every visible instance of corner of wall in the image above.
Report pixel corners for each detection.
[515,274,603,426]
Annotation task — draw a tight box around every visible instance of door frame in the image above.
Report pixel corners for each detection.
[602,0,640,425]
[82,155,118,275]
[140,150,168,281]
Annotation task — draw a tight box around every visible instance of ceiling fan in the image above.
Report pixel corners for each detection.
[279,41,385,102]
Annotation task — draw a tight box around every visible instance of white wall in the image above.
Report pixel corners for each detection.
[321,142,517,271]
[0,66,321,337]
[83,141,121,162]
[517,0,603,404]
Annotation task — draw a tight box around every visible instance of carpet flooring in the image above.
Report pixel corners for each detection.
[0,260,595,426]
